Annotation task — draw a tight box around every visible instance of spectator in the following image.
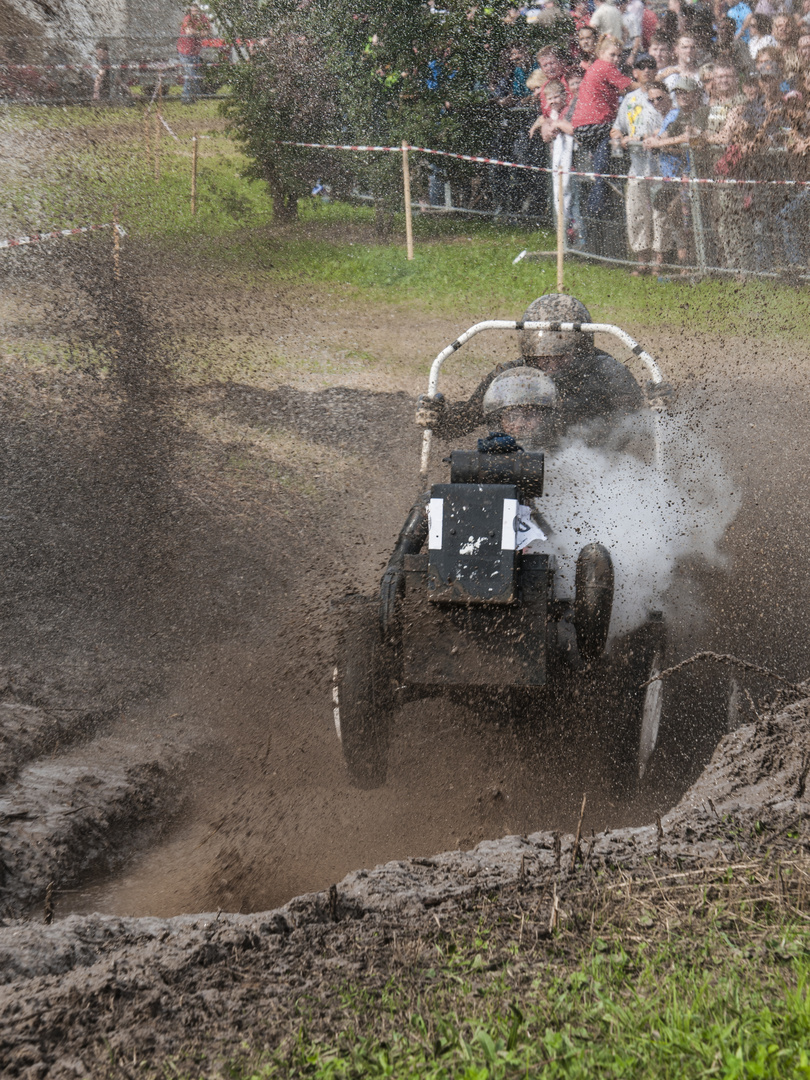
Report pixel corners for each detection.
[93,41,112,103]
[620,0,645,65]
[610,52,660,271]
[778,105,810,268]
[527,0,568,28]
[644,74,705,273]
[686,3,716,60]
[643,82,678,270]
[660,34,705,89]
[571,0,592,31]
[745,14,778,60]
[772,14,801,77]
[574,25,599,71]
[562,69,588,246]
[590,0,625,42]
[178,2,211,104]
[641,1,659,50]
[755,45,796,94]
[648,33,674,71]
[726,0,752,42]
[493,43,535,102]
[692,61,745,265]
[531,45,571,114]
[713,16,753,72]
[660,0,689,45]
[571,33,637,217]
[798,32,810,70]
[538,79,576,228]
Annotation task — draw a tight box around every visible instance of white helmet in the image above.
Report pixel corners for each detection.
[482,368,558,416]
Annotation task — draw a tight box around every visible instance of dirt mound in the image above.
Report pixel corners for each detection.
[0,693,807,1078]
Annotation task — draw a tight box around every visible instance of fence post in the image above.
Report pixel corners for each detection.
[402,141,414,261]
[154,78,162,182]
[191,134,198,216]
[688,149,708,278]
[112,209,121,280]
[143,107,151,171]
[556,166,565,292]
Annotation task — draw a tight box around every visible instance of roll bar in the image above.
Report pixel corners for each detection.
[420,321,664,477]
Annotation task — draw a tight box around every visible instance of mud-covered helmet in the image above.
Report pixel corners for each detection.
[482,368,558,416]
[519,294,593,358]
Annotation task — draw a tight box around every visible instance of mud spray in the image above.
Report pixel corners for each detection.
[540,412,742,638]
[4,234,809,920]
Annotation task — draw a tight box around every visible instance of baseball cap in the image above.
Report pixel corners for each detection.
[669,74,699,92]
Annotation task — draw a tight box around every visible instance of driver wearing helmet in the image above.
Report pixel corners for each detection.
[379,368,560,636]
[416,293,644,442]
[480,367,561,452]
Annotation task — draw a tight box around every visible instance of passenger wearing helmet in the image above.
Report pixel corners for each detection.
[480,367,561,451]
[416,293,644,442]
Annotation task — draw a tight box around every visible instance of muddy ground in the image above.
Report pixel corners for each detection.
[0,230,810,1073]
[1,692,809,1078]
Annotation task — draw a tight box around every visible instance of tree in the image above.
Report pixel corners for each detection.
[214,0,570,227]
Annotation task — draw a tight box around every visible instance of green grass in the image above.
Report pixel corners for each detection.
[4,100,810,346]
[216,860,810,1080]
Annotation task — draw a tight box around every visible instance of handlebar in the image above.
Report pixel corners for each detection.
[420,321,664,478]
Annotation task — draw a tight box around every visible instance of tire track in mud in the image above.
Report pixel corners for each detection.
[58,358,810,920]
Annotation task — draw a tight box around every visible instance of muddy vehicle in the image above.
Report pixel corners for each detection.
[332,320,673,791]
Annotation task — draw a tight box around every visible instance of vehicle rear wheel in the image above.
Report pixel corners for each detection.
[333,598,391,789]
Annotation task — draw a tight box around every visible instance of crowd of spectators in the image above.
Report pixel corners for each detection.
[489,0,810,275]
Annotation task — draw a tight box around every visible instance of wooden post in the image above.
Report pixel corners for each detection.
[144,107,151,170]
[191,134,198,216]
[402,141,414,261]
[154,111,160,182]
[112,210,121,280]
[556,166,565,293]
[154,78,162,182]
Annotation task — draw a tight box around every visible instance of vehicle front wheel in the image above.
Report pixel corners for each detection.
[333,598,391,789]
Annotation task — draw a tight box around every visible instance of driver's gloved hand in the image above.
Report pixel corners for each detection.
[646,379,675,406]
[415,392,445,428]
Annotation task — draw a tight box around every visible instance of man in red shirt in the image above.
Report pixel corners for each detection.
[571,34,638,216]
[177,3,211,103]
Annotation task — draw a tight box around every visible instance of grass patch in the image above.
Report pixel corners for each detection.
[216,857,810,1080]
[4,101,810,370]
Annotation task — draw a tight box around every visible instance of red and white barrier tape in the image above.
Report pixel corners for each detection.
[277,140,810,188]
[0,222,126,251]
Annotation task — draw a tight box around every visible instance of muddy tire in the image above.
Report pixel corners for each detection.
[333,599,391,789]
[604,617,667,797]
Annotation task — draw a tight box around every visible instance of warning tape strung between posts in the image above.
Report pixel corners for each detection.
[277,140,810,188]
[0,222,126,251]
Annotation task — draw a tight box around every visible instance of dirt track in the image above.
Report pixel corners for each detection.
[2,233,810,1029]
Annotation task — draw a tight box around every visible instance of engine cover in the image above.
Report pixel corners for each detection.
[427,483,520,605]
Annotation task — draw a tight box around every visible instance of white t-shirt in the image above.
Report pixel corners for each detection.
[748,33,778,58]
[590,2,625,41]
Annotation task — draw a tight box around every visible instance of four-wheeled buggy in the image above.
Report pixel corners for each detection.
[331,320,671,791]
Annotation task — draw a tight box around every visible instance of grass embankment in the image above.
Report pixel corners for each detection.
[217,857,810,1080]
[3,101,810,346]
